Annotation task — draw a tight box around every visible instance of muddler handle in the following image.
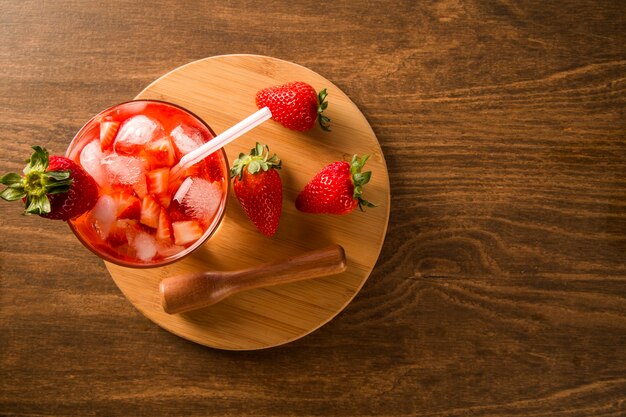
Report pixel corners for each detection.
[160,244,347,314]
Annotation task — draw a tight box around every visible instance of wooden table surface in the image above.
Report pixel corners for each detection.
[1,1,624,416]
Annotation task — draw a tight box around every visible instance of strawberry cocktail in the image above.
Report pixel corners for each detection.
[65,100,228,267]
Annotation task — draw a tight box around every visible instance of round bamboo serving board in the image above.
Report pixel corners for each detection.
[105,54,390,350]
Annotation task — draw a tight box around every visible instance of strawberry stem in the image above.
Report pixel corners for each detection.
[317,88,331,132]
[349,154,377,211]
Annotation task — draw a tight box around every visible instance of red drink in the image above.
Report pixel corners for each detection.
[65,100,228,267]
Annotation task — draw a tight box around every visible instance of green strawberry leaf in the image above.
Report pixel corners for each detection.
[24,194,51,215]
[46,171,71,181]
[230,142,282,180]
[0,187,27,201]
[1,146,75,217]
[317,88,331,132]
[16,145,70,192]
[248,160,261,174]
[0,173,23,186]
[354,170,372,186]
[24,146,50,174]
[349,154,377,210]
[318,89,328,103]
[357,198,377,212]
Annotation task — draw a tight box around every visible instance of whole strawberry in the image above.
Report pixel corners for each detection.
[296,154,376,215]
[0,146,99,220]
[256,81,331,131]
[231,142,282,236]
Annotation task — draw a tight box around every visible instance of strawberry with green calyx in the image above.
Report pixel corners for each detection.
[295,154,376,215]
[230,142,282,236]
[256,81,331,132]
[0,146,98,220]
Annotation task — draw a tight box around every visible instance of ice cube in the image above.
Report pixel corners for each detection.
[170,124,206,155]
[114,115,162,153]
[180,177,222,220]
[90,195,118,239]
[130,231,157,262]
[80,140,107,187]
[101,153,147,186]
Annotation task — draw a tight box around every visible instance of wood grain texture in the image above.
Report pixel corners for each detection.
[0,0,625,416]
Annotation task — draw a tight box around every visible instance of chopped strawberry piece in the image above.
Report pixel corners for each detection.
[172,220,203,246]
[106,227,127,247]
[100,119,120,151]
[183,165,199,180]
[111,190,141,220]
[157,193,171,208]
[119,199,141,220]
[185,153,224,183]
[133,176,148,199]
[146,167,170,195]
[106,219,137,247]
[204,154,225,182]
[156,208,173,243]
[146,136,176,168]
[140,195,161,228]
[185,152,224,182]
[168,200,193,222]
[168,178,184,198]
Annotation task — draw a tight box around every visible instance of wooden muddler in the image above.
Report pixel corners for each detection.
[159,244,347,314]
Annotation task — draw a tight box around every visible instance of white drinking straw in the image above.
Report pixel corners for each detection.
[170,106,272,181]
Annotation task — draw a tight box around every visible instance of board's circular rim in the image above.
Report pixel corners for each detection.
[105,54,391,350]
